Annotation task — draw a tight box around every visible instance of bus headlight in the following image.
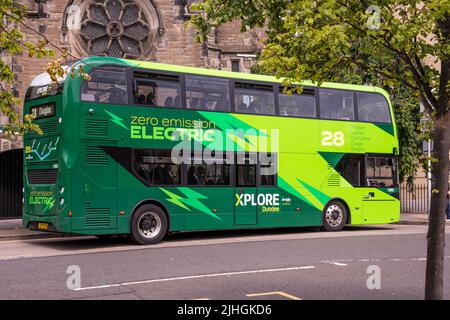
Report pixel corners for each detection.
[60,198,65,206]
[60,187,65,194]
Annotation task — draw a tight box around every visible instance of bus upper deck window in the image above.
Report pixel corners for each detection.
[278,88,316,118]
[133,73,181,108]
[185,75,230,112]
[357,93,392,123]
[234,83,275,115]
[81,67,128,104]
[319,89,354,121]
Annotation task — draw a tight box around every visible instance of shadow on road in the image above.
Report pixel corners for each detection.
[25,225,393,252]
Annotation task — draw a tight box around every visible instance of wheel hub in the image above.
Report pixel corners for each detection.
[141,218,153,230]
[137,212,162,239]
[326,204,343,227]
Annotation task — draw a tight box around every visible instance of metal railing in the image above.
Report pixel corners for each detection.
[400,183,429,213]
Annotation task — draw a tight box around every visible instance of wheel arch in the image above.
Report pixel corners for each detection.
[323,197,351,225]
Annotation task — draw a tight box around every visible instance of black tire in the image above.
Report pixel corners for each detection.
[322,200,347,231]
[131,204,168,245]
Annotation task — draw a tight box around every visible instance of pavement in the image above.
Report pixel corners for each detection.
[0,224,449,299]
[0,212,445,240]
[0,219,63,240]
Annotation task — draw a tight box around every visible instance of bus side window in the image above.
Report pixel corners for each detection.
[185,75,230,112]
[259,153,277,186]
[234,83,275,115]
[335,154,365,187]
[278,88,316,118]
[187,156,231,186]
[133,73,181,108]
[319,89,354,121]
[236,153,257,186]
[133,149,181,186]
[81,67,128,104]
[365,157,396,188]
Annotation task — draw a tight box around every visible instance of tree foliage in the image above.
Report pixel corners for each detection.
[190,0,450,299]
[190,0,448,115]
[0,0,86,136]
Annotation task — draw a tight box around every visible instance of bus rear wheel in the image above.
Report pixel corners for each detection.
[131,204,168,245]
[322,201,347,231]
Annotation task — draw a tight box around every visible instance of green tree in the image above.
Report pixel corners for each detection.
[0,1,84,135]
[190,0,449,299]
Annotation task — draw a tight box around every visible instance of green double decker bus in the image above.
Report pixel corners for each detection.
[23,56,400,244]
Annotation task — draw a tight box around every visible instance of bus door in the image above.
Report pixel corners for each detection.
[362,155,397,223]
[234,156,258,225]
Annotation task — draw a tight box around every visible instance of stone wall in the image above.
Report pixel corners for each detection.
[0,0,262,151]
[12,0,262,103]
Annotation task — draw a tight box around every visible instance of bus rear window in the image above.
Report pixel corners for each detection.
[81,67,128,104]
[25,71,65,101]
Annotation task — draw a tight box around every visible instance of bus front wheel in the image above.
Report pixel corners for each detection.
[131,204,168,245]
[322,200,347,231]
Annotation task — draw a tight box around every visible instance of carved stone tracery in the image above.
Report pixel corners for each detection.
[66,0,160,59]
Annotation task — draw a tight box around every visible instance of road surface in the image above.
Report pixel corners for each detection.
[0,224,449,300]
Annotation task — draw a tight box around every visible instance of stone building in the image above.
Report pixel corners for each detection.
[0,0,264,150]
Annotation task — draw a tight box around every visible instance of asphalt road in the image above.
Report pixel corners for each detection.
[0,224,449,300]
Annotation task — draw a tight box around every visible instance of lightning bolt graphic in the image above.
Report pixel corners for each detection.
[43,198,55,213]
[104,110,129,131]
[159,188,191,211]
[178,187,221,220]
[159,187,221,220]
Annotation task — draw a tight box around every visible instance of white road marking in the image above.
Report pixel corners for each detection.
[319,256,450,265]
[73,266,316,291]
[0,225,447,262]
[321,261,348,266]
[247,291,302,300]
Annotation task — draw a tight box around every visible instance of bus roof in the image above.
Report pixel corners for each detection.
[76,56,389,99]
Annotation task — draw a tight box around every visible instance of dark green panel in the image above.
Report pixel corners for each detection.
[234,187,258,225]
[374,123,395,136]
[318,151,345,168]
[72,139,117,232]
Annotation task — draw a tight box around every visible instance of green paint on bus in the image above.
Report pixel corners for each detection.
[22,56,400,239]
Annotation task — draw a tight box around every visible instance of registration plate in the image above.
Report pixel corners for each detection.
[37,223,48,230]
